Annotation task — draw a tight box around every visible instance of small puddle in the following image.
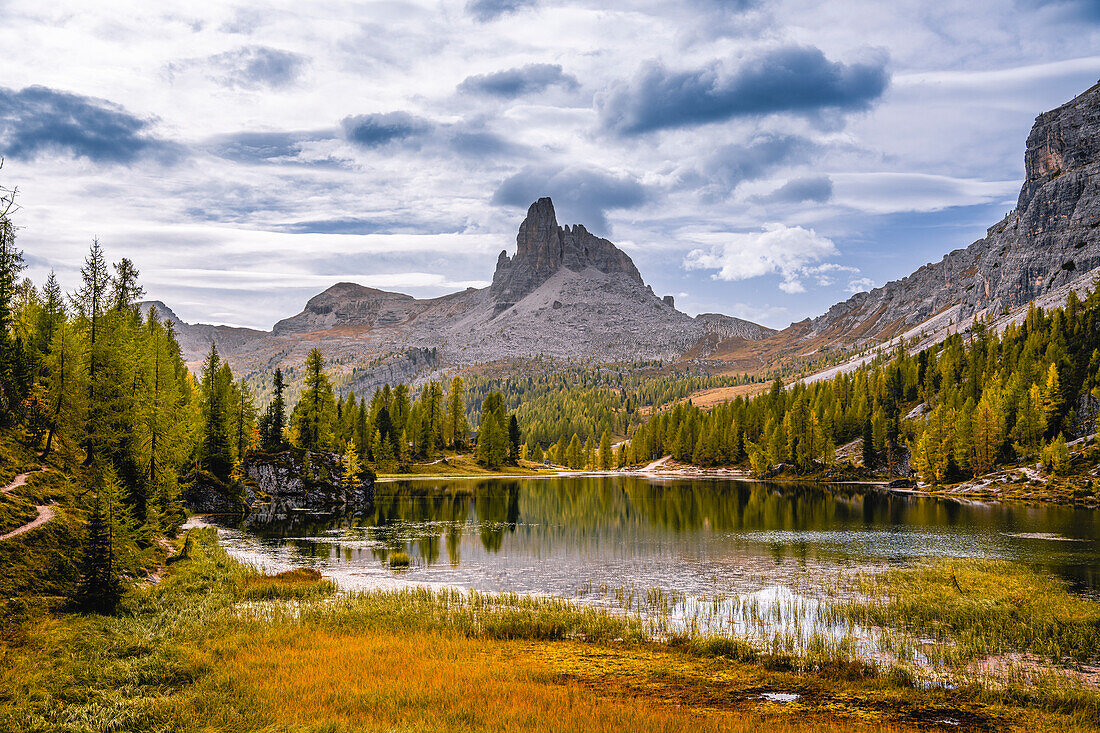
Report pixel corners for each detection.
[760,692,799,703]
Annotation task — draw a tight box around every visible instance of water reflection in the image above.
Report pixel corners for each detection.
[212,476,1100,597]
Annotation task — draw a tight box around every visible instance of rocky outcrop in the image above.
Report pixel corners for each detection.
[490,198,643,313]
[272,283,421,336]
[804,81,1100,345]
[244,450,373,511]
[184,450,374,515]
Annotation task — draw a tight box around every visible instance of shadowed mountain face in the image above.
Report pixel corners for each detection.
[149,198,774,386]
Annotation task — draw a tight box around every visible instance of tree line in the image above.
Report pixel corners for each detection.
[619,289,1100,483]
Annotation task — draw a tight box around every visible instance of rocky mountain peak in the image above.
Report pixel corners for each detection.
[490,197,644,310]
[1018,81,1100,210]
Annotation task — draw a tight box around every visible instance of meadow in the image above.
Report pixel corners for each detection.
[3,528,1100,732]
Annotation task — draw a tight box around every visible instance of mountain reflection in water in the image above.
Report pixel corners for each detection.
[208,476,1100,598]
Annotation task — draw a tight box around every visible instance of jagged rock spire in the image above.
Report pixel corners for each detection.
[490,197,643,309]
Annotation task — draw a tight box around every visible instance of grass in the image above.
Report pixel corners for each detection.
[841,559,1100,666]
[237,567,337,601]
[3,531,1099,731]
[376,452,564,478]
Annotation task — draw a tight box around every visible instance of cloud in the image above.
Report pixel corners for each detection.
[206,130,337,163]
[458,64,578,98]
[1027,0,1100,24]
[466,0,537,22]
[206,46,308,89]
[598,45,889,135]
[845,277,876,294]
[830,172,1018,214]
[339,112,526,159]
[342,112,434,148]
[492,165,648,234]
[0,85,179,164]
[694,134,816,196]
[757,175,833,204]
[683,223,838,293]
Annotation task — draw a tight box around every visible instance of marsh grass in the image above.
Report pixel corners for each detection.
[841,559,1100,665]
[237,567,337,601]
[3,529,1098,732]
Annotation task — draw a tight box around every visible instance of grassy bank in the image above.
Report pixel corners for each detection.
[376,452,566,479]
[3,530,1099,731]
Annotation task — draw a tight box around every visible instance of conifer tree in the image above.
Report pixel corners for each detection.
[199,344,233,480]
[446,375,468,449]
[508,414,520,463]
[598,429,612,470]
[861,416,875,469]
[77,471,128,613]
[292,348,336,452]
[259,368,287,451]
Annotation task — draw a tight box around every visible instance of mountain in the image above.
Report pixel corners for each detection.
[139,301,266,365]
[699,80,1100,377]
[152,197,774,385]
[803,81,1100,346]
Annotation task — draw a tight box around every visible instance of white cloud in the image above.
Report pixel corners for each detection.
[683,223,839,293]
[845,276,876,293]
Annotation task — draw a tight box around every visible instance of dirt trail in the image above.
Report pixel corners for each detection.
[1,469,42,495]
[0,467,55,541]
[0,504,55,541]
[640,455,672,472]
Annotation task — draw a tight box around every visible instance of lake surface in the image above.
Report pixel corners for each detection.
[203,476,1100,600]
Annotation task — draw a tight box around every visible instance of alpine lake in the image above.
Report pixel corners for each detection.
[197,476,1100,660]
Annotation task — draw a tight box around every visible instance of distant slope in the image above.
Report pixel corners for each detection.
[139,301,266,367]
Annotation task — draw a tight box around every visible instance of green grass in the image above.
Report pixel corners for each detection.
[840,558,1100,665]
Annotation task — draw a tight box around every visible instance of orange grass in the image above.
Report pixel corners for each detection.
[191,625,928,732]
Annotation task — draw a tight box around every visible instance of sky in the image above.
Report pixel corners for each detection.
[2,0,1100,330]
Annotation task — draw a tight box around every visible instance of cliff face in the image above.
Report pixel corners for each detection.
[805,81,1100,344]
[490,197,643,311]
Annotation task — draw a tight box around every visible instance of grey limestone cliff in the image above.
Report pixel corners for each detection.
[805,80,1100,344]
[490,197,643,312]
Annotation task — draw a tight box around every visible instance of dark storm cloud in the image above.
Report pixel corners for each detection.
[598,45,889,136]
[466,0,537,22]
[340,112,527,159]
[757,175,834,203]
[457,64,578,98]
[0,85,180,164]
[492,165,648,234]
[171,45,308,89]
[342,112,434,148]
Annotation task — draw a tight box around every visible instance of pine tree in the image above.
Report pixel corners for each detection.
[77,471,127,613]
[861,416,875,469]
[292,348,336,452]
[446,376,468,449]
[598,429,612,470]
[507,414,520,463]
[0,203,24,426]
[199,343,233,480]
[259,368,287,451]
